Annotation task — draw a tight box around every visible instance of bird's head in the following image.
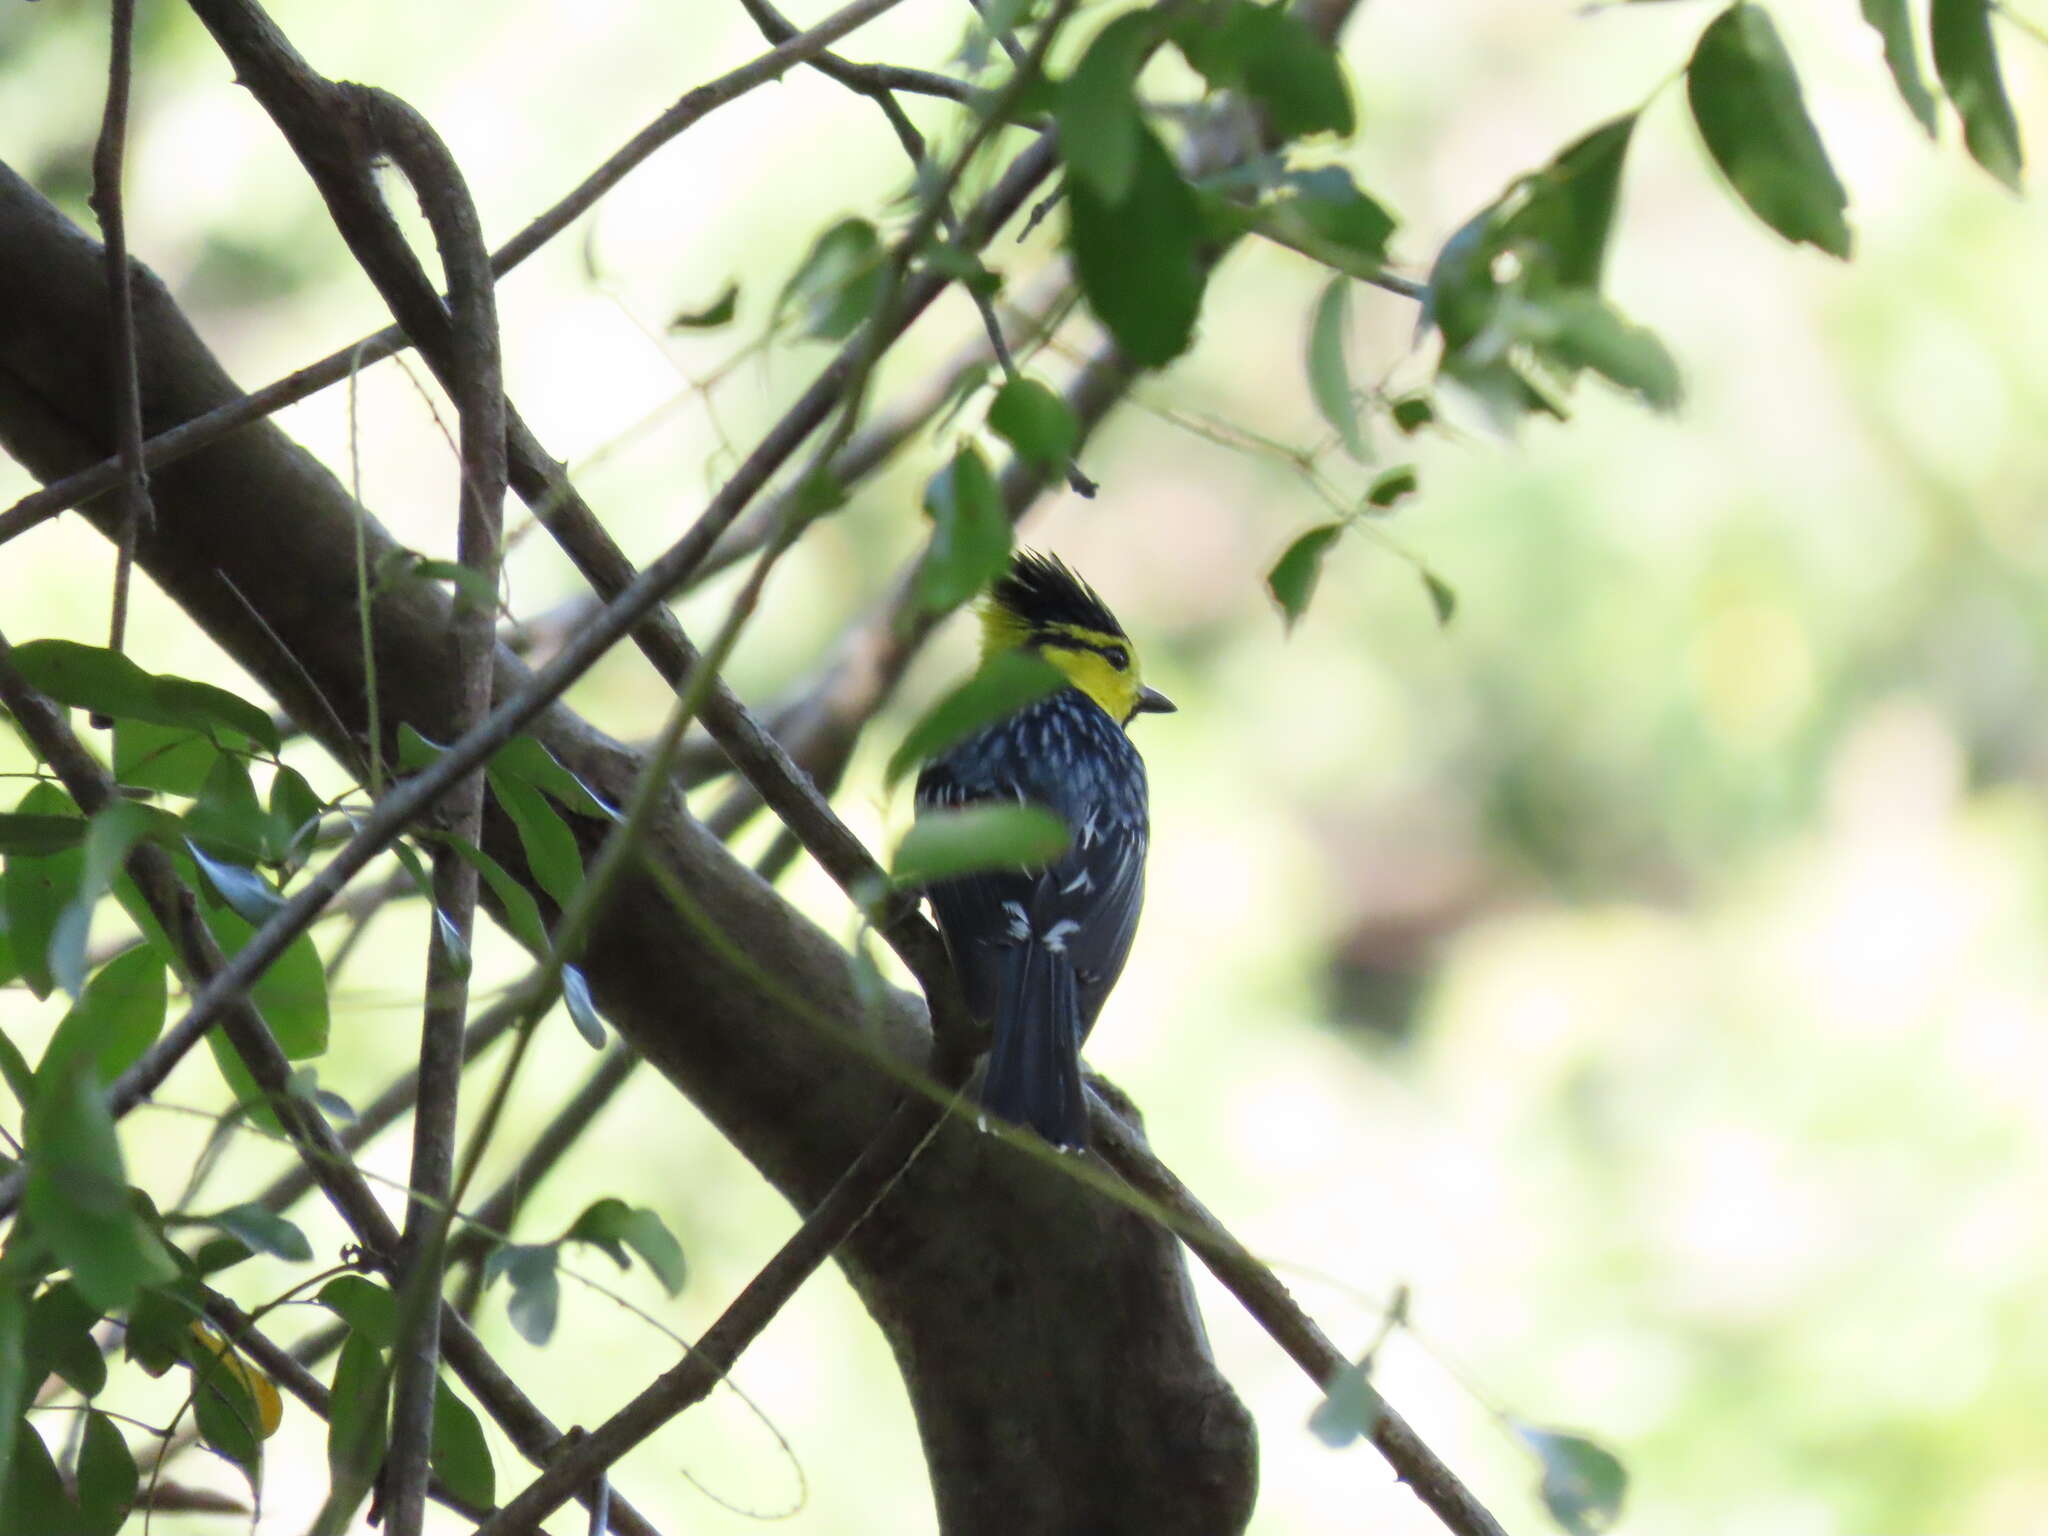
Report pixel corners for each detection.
[978,549,1176,727]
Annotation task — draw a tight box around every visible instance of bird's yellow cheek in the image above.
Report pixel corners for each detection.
[1044,646,1136,721]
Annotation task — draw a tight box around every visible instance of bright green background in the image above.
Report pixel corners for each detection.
[3,2,2046,1532]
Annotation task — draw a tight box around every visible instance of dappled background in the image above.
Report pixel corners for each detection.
[3,1,2047,1532]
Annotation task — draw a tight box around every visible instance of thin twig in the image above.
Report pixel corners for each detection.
[87,0,154,699]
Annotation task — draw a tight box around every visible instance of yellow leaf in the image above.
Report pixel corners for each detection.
[187,1321,284,1438]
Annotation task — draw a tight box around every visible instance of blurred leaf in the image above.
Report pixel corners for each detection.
[893,804,1069,885]
[1179,1,1354,139]
[3,783,83,999]
[0,1286,22,1502]
[0,1030,29,1111]
[1307,276,1366,460]
[1267,524,1344,631]
[114,719,220,797]
[1367,465,1419,510]
[484,1244,560,1347]
[1687,4,1852,256]
[561,965,605,1048]
[24,1057,176,1312]
[917,446,1012,613]
[1517,1424,1628,1536]
[430,1379,495,1510]
[317,1275,396,1348]
[886,650,1064,785]
[326,1329,388,1496]
[268,765,322,871]
[1861,0,1939,134]
[187,1203,312,1263]
[987,378,1078,471]
[123,1283,189,1377]
[1307,1358,1384,1447]
[396,723,443,773]
[1509,115,1636,291]
[566,1198,686,1295]
[75,1409,137,1536]
[0,1423,71,1536]
[0,814,87,856]
[184,753,277,866]
[1512,292,1683,411]
[1423,569,1458,627]
[51,800,167,998]
[1931,0,2023,188]
[487,770,584,911]
[289,1066,357,1126]
[668,281,738,330]
[187,1322,282,1446]
[407,558,498,614]
[10,640,279,751]
[922,241,1002,298]
[1056,11,1155,202]
[40,947,166,1088]
[778,217,885,341]
[26,1280,106,1398]
[1263,166,1397,269]
[1390,393,1435,435]
[1069,124,1206,367]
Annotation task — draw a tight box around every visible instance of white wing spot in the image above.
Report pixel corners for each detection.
[1077,809,1100,849]
[1002,901,1031,940]
[1060,868,1093,895]
[1041,919,1081,953]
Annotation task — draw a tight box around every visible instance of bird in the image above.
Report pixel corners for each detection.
[915,549,1176,1149]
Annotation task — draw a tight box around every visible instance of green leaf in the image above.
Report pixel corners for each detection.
[0,1285,22,1501]
[114,720,220,798]
[51,799,167,999]
[1510,114,1637,291]
[123,1282,189,1377]
[566,1199,686,1295]
[489,736,615,820]
[184,752,277,867]
[24,1057,177,1312]
[430,1378,495,1509]
[1861,0,1939,134]
[886,649,1065,786]
[408,558,498,614]
[0,1419,73,1536]
[10,639,278,750]
[0,814,87,856]
[189,1203,313,1263]
[1211,2,1355,140]
[893,803,1069,886]
[1266,523,1344,631]
[188,844,286,926]
[198,905,328,1060]
[41,947,166,1087]
[1055,11,1156,202]
[318,1275,397,1348]
[0,1030,30,1112]
[560,965,605,1048]
[485,1244,560,1346]
[2,783,83,1000]
[1390,394,1435,434]
[1308,1358,1385,1447]
[25,1279,106,1398]
[326,1329,388,1498]
[1068,124,1206,368]
[668,281,739,330]
[1264,166,1397,268]
[75,1408,137,1536]
[1366,465,1418,510]
[1687,4,1852,257]
[1423,569,1458,627]
[487,771,584,911]
[987,378,1078,471]
[1512,292,1683,411]
[1307,276,1366,460]
[778,217,885,342]
[1932,0,2023,188]
[1517,1424,1628,1536]
[445,838,551,957]
[396,723,443,773]
[916,446,1012,613]
[268,765,323,867]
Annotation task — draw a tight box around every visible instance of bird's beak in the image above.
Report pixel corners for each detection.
[1133,685,1177,717]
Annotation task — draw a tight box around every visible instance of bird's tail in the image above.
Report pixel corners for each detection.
[981,943,1089,1149]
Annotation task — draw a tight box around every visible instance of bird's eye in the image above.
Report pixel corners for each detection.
[1102,646,1129,670]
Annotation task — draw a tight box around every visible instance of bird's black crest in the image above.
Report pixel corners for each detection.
[992,550,1126,638]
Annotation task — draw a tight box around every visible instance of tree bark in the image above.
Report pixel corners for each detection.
[0,162,1257,1532]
